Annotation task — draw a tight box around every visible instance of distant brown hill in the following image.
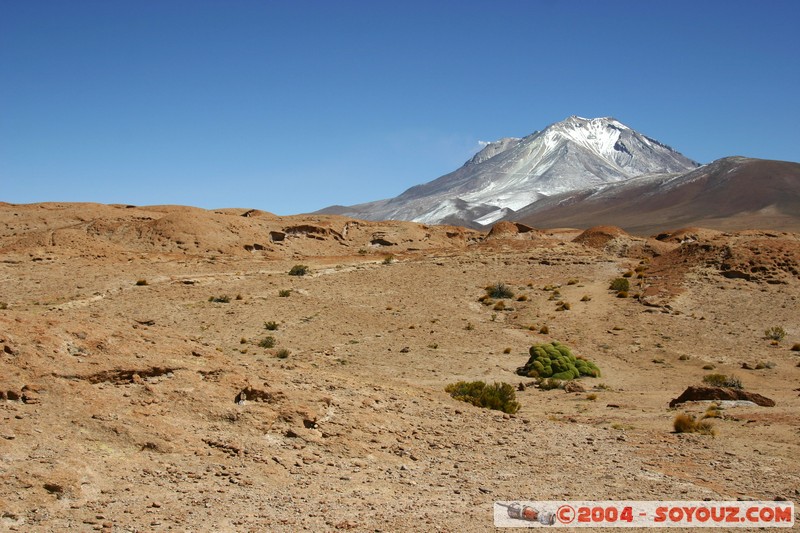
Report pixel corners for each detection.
[508,157,800,235]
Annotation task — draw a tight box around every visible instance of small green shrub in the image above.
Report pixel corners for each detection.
[235,294,243,300]
[622,270,634,278]
[258,336,276,349]
[264,321,279,331]
[485,282,514,299]
[516,341,600,379]
[764,326,786,341]
[702,373,743,389]
[555,301,571,311]
[503,347,512,354]
[209,295,231,303]
[609,278,630,292]
[465,322,475,331]
[493,301,506,311]
[289,264,309,276]
[539,325,549,335]
[278,289,291,297]
[444,381,520,414]
[673,413,715,435]
[276,348,290,359]
[135,279,148,286]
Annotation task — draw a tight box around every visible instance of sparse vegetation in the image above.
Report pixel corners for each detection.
[586,393,598,401]
[539,325,549,335]
[278,289,292,297]
[702,373,743,389]
[702,364,716,370]
[444,381,520,414]
[382,254,394,264]
[791,343,800,352]
[503,347,512,354]
[486,282,514,299]
[516,294,528,302]
[609,278,630,293]
[538,378,564,390]
[616,291,629,298]
[465,322,474,331]
[516,341,600,380]
[622,270,634,278]
[209,295,231,303]
[264,321,279,331]
[289,264,309,276]
[678,354,690,361]
[493,301,506,311]
[555,301,571,311]
[580,295,591,302]
[235,294,243,300]
[135,279,148,286]
[276,348,290,359]
[258,336,276,349]
[703,403,722,419]
[0,302,7,310]
[673,413,715,435]
[567,278,578,285]
[764,326,786,342]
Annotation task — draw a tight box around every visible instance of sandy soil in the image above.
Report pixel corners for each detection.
[1,203,799,531]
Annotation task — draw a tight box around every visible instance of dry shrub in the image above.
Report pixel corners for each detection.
[673,413,716,435]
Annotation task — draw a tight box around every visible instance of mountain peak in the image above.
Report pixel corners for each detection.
[319,116,700,227]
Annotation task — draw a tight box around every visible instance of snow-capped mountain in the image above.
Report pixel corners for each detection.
[317,116,699,227]
[507,156,800,235]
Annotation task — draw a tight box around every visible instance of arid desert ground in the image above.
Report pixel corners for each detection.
[1,203,799,531]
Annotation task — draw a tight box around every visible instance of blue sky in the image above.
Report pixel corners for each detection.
[2,0,798,215]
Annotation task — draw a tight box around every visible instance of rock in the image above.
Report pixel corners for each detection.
[563,381,586,393]
[669,386,776,407]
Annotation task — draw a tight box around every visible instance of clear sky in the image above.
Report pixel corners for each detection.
[2,0,798,215]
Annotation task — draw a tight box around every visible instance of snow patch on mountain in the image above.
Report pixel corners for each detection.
[317,116,699,227]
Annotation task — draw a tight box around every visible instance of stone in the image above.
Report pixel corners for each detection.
[669,386,775,407]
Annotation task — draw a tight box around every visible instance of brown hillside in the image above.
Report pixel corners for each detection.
[1,202,799,531]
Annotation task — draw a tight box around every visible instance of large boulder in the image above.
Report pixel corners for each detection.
[669,386,775,407]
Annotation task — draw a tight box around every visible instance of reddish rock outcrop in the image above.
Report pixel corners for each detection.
[669,386,775,407]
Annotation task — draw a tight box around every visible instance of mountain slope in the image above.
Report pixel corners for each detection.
[507,157,800,235]
[318,116,699,226]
